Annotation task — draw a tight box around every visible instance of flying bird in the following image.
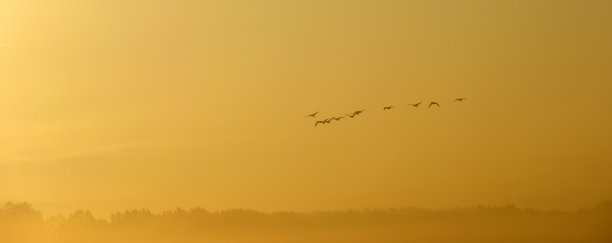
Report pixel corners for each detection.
[315,119,332,127]
[333,117,345,121]
[306,112,319,118]
[408,102,422,107]
[346,110,364,118]
[383,106,394,110]
[429,102,440,108]
[353,110,364,115]
[454,98,467,102]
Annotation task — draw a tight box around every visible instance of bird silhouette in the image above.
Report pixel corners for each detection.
[315,119,332,127]
[383,106,394,110]
[454,98,467,102]
[333,116,345,121]
[429,102,440,108]
[346,110,364,118]
[306,112,319,118]
[408,102,422,107]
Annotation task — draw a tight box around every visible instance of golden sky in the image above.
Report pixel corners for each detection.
[1,0,611,217]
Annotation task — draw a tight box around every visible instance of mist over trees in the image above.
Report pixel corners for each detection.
[1,202,611,243]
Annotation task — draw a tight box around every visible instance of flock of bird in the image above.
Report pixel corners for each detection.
[306,98,467,127]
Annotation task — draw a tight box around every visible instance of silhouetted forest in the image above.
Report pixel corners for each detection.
[1,202,611,243]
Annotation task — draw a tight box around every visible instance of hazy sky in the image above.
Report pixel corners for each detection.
[1,0,611,217]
